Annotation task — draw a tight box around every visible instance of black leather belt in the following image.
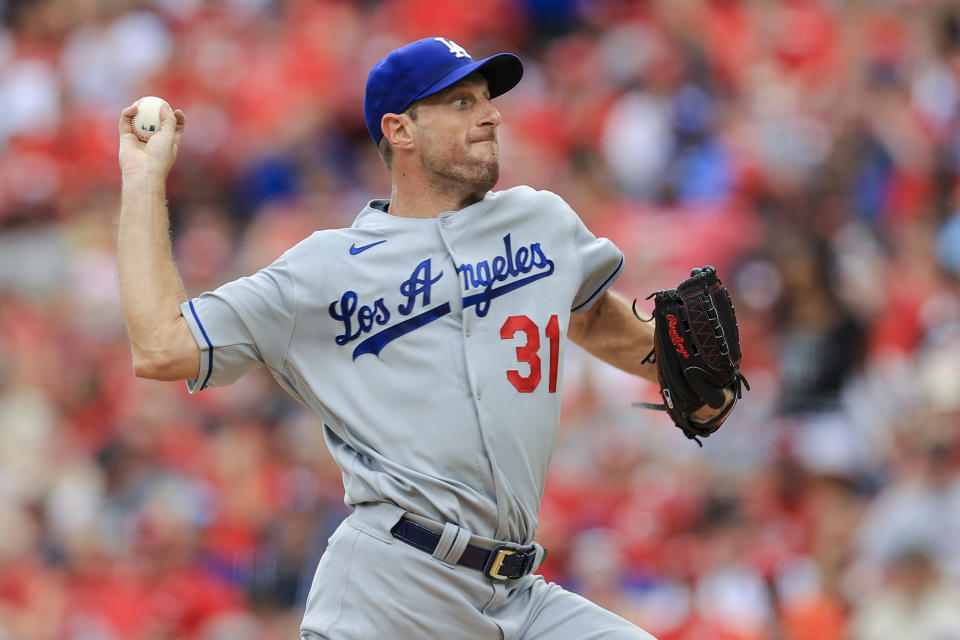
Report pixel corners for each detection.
[390,516,538,580]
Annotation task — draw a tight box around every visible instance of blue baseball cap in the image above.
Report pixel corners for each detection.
[364,37,523,144]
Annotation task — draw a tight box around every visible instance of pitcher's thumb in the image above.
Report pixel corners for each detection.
[150,103,176,143]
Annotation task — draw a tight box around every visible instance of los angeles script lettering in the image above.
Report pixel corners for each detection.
[329,258,440,345]
[458,235,553,317]
[329,234,554,353]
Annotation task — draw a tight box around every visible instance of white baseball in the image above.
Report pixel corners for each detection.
[131,96,170,141]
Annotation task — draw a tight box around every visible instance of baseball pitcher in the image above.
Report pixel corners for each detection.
[117,37,744,640]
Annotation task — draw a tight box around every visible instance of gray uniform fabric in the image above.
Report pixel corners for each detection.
[298,503,655,639]
[179,185,649,638]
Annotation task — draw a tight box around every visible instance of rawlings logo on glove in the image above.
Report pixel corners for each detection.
[666,314,689,359]
[633,266,749,445]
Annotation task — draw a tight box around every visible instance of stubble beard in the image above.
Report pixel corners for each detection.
[419,137,500,197]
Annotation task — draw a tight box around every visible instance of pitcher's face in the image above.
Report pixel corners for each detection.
[412,74,502,193]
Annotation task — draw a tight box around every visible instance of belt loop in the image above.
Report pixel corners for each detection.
[431,522,459,562]
[531,542,547,572]
[443,526,473,565]
[432,523,472,566]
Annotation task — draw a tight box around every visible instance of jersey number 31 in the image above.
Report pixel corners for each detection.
[500,314,560,393]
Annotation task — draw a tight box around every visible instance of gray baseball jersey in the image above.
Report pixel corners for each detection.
[179,185,623,545]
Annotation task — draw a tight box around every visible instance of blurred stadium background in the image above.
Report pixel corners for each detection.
[2,0,960,638]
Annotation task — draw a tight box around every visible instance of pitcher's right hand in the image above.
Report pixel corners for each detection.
[118,101,185,179]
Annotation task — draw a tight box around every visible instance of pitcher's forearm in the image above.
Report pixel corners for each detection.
[568,290,659,383]
[116,101,198,380]
[117,172,189,364]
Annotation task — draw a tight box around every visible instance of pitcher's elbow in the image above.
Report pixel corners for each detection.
[131,349,181,380]
[127,317,199,381]
[132,351,162,379]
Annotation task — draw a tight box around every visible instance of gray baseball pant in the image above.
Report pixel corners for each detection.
[299,502,656,640]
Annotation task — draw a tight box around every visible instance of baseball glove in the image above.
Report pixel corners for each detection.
[632,266,749,445]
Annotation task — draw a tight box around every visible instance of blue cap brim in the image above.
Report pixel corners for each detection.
[408,52,524,111]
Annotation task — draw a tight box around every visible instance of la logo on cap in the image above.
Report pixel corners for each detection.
[435,37,471,59]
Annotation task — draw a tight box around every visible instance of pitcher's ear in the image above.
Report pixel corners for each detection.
[382,113,416,151]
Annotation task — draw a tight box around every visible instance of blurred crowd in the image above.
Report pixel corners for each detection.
[2,0,960,638]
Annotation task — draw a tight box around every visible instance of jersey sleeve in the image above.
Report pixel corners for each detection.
[178,256,296,393]
[567,205,624,313]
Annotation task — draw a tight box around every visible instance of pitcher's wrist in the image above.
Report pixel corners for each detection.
[121,168,167,189]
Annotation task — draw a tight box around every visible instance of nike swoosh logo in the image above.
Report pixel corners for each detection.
[349,240,386,255]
